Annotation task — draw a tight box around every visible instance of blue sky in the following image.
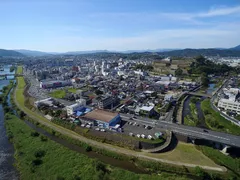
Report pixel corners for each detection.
[0,0,240,52]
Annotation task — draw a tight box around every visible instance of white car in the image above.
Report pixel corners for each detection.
[86,125,91,128]
[95,128,100,131]
[136,134,141,138]
[100,129,106,132]
[81,124,85,127]
[141,134,146,138]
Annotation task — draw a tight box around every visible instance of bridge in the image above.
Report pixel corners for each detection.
[0,74,23,80]
[120,114,240,148]
[186,92,212,98]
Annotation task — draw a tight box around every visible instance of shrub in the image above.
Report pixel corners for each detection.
[30,131,39,137]
[40,135,48,141]
[85,145,92,152]
[34,150,46,158]
[31,159,43,166]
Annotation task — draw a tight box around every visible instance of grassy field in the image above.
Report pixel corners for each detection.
[49,89,66,98]
[16,66,23,74]
[201,99,240,135]
[143,142,221,167]
[184,97,199,127]
[49,88,78,98]
[197,146,240,178]
[5,113,188,180]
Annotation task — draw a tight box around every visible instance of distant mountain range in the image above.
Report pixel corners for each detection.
[15,49,52,56]
[0,45,239,57]
[0,49,25,57]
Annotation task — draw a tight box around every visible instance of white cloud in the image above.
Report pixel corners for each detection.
[198,5,240,17]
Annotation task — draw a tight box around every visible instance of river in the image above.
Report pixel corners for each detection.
[0,66,18,180]
[183,84,216,129]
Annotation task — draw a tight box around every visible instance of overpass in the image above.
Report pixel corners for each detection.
[0,74,23,80]
[120,113,240,148]
[186,92,212,98]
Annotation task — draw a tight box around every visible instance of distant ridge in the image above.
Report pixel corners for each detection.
[0,49,24,57]
[15,49,52,56]
[231,45,240,50]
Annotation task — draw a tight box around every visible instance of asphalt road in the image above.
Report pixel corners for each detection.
[121,113,240,148]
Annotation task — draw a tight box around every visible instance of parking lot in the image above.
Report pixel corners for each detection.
[121,120,165,140]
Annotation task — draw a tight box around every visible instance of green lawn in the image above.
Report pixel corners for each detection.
[201,99,240,135]
[197,146,240,178]
[49,89,66,98]
[143,142,221,167]
[16,66,23,74]
[49,88,79,98]
[5,114,189,180]
[184,97,199,127]
[68,88,77,93]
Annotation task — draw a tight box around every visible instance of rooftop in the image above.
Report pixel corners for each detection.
[83,109,119,123]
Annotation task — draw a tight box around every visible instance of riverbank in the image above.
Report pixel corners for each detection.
[201,99,240,136]
[6,112,188,180]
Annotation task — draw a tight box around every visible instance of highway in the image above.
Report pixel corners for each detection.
[120,113,240,148]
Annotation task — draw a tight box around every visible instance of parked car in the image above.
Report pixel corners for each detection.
[100,129,106,132]
[95,128,100,131]
[81,124,85,127]
[136,134,141,138]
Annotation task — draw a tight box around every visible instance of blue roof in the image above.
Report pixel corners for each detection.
[76,111,84,116]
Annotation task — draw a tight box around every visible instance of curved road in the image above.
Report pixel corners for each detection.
[13,78,226,172]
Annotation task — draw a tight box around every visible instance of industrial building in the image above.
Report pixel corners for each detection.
[40,80,72,89]
[82,109,121,129]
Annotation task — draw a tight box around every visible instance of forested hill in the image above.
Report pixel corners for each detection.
[0,49,25,57]
[158,48,240,57]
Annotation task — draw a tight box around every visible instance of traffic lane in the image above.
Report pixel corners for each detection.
[161,124,240,146]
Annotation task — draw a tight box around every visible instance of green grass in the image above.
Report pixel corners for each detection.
[143,142,221,167]
[197,146,240,178]
[49,88,79,98]
[16,66,23,74]
[201,99,240,135]
[49,89,66,98]
[68,88,77,93]
[5,113,188,180]
[184,97,199,126]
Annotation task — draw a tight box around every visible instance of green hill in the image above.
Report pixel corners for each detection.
[0,49,25,57]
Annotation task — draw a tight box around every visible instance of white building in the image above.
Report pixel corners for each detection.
[66,103,84,116]
[218,98,240,114]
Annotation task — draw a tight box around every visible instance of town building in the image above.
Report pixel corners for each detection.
[218,98,240,114]
[66,103,85,116]
[82,109,121,128]
[98,95,119,109]
[40,80,71,89]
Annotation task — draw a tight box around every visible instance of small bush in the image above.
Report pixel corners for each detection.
[31,159,43,166]
[85,145,92,152]
[34,150,46,158]
[40,135,48,141]
[30,131,39,137]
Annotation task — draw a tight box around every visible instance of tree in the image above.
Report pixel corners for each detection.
[175,68,183,77]
[201,73,209,87]
[95,90,103,95]
[19,111,26,118]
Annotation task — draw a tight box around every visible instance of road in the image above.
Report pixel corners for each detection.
[121,113,240,148]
